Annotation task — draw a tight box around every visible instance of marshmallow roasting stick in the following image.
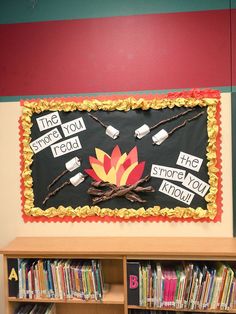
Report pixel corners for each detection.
[43,172,87,205]
[88,113,120,139]
[134,108,194,139]
[152,111,205,145]
[47,156,81,190]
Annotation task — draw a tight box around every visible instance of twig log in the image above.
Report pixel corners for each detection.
[88,175,155,204]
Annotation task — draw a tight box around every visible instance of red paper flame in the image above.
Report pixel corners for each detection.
[85,146,145,186]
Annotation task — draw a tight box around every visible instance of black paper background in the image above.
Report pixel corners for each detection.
[30,106,208,210]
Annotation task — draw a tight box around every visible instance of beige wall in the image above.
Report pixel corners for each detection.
[0,93,233,311]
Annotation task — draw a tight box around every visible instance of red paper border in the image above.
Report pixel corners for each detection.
[19,89,222,223]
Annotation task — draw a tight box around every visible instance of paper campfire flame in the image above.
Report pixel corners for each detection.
[85,146,145,186]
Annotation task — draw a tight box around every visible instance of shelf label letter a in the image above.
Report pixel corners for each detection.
[8,268,18,281]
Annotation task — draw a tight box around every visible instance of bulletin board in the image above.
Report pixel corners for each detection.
[19,90,222,222]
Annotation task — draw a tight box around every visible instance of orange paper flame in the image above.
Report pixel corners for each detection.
[85,146,145,186]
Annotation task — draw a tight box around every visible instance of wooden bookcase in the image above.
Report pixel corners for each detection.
[2,237,236,314]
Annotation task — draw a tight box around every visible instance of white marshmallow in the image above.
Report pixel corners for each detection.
[65,157,81,172]
[134,124,150,139]
[152,129,169,145]
[70,172,85,186]
[106,125,120,139]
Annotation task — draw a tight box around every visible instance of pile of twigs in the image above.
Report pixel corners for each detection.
[87,175,155,204]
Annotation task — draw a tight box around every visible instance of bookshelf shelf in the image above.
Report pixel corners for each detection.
[3,237,236,314]
[8,284,124,305]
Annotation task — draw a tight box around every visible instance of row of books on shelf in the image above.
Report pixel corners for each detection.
[128,311,201,314]
[127,261,236,310]
[14,303,55,314]
[8,258,104,301]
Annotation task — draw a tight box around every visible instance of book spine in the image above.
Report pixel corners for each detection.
[38,260,46,298]
[217,265,227,308]
[225,269,234,310]
[64,262,71,299]
[56,264,63,299]
[51,262,59,299]
[18,262,23,299]
[78,265,84,300]
[47,260,54,298]
[34,264,40,299]
[22,261,26,298]
[96,266,102,301]
[88,266,94,299]
[227,281,234,310]
[139,265,142,306]
[97,261,104,297]
[70,265,75,298]
[60,263,67,300]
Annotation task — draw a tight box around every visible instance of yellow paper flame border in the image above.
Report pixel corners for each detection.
[21,96,219,220]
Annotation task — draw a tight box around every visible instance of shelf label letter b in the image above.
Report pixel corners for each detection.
[129,275,138,289]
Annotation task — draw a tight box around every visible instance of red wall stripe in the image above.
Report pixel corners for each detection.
[0,10,231,96]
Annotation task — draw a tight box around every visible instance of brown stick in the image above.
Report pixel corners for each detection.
[88,186,149,202]
[91,181,109,188]
[134,186,155,193]
[43,181,70,205]
[87,187,104,196]
[47,169,68,191]
[88,185,155,196]
[150,108,194,131]
[88,113,108,129]
[125,191,146,203]
[94,175,150,195]
[92,175,151,204]
[168,111,204,136]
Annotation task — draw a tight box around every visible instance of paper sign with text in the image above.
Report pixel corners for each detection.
[151,164,186,182]
[36,112,61,131]
[30,128,62,154]
[61,117,86,137]
[182,173,210,197]
[159,180,195,205]
[176,152,203,172]
[51,136,82,158]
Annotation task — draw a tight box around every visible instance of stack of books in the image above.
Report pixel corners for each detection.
[127,261,236,310]
[17,259,104,301]
[14,303,54,314]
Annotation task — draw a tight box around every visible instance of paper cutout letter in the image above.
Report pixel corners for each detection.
[182,173,210,197]
[176,152,203,172]
[151,164,186,182]
[36,112,61,131]
[51,136,82,158]
[159,180,194,205]
[30,128,62,154]
[61,117,86,137]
